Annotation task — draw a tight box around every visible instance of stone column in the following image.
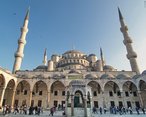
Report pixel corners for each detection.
[120,91,125,107]
[102,91,105,108]
[71,95,74,116]
[11,89,16,107]
[0,87,6,107]
[29,90,32,106]
[65,94,69,117]
[84,96,87,117]
[137,90,144,108]
[47,91,51,108]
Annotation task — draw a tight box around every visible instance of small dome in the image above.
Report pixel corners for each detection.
[68,69,81,74]
[88,54,96,57]
[100,74,115,79]
[35,65,47,70]
[132,74,141,79]
[85,74,97,79]
[142,70,146,76]
[103,65,114,71]
[116,74,130,79]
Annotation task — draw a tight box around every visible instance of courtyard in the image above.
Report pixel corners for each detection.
[0,110,145,117]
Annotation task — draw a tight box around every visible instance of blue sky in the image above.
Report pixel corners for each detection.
[0,0,146,72]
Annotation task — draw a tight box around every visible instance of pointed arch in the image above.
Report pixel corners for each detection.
[123,81,137,92]
[3,79,15,106]
[104,81,120,93]
[31,80,48,108]
[15,80,31,106]
[49,80,65,107]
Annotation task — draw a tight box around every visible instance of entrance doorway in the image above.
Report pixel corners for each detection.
[74,90,83,108]
[38,100,42,107]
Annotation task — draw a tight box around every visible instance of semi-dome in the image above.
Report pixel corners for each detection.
[142,70,146,76]
[68,69,81,74]
[85,74,97,79]
[116,74,130,79]
[132,74,141,79]
[100,74,115,79]
[35,65,47,70]
[88,54,96,56]
[103,65,114,71]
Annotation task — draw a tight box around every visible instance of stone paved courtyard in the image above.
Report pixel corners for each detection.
[0,110,146,117]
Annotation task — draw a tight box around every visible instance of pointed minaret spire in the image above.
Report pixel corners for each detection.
[118,8,140,74]
[25,7,30,20]
[43,48,47,65]
[118,7,123,20]
[12,8,30,74]
[100,47,105,68]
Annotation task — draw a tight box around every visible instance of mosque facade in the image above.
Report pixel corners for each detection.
[0,8,146,114]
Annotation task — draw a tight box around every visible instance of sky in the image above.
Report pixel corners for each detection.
[0,0,146,73]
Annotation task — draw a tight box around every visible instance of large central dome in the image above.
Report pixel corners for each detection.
[57,50,89,70]
[63,50,84,55]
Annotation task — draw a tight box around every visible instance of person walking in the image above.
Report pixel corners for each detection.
[142,107,145,114]
[136,106,140,115]
[99,107,102,114]
[129,107,133,114]
[104,107,107,114]
[49,107,54,116]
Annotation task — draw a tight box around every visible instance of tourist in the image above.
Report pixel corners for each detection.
[129,107,133,114]
[99,107,102,114]
[142,107,145,114]
[29,106,33,115]
[49,107,54,116]
[20,106,23,114]
[136,106,140,115]
[104,107,107,114]
[23,105,27,115]
[37,106,41,115]
[58,104,61,110]
[110,106,112,114]
[92,106,96,114]
[41,107,43,114]
[2,105,6,115]
[35,106,38,115]
[122,107,126,114]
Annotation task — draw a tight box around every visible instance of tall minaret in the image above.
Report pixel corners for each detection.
[100,47,105,67]
[43,48,47,65]
[118,8,140,74]
[12,8,29,74]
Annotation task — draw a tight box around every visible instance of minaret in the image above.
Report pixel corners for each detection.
[43,48,47,65]
[118,8,140,74]
[12,8,29,73]
[100,47,105,68]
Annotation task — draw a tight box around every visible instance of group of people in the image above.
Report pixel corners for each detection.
[2,105,43,115]
[92,106,145,115]
[49,105,65,116]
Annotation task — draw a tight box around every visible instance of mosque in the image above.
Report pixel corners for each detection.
[0,7,146,116]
